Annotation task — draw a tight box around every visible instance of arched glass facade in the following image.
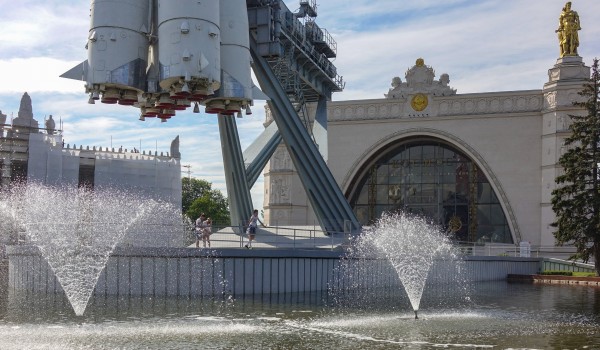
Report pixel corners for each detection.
[349,138,513,244]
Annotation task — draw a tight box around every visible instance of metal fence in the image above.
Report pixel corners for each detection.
[188,225,350,250]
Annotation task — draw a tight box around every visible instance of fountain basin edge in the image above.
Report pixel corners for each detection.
[6,245,542,300]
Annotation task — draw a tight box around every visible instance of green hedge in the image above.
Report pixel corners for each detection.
[541,271,573,276]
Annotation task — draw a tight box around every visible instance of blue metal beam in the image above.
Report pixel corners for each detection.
[250,36,360,234]
[218,116,254,229]
[243,121,282,187]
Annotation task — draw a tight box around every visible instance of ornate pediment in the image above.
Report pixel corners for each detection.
[385,58,457,99]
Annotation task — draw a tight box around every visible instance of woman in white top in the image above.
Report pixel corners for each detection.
[195,214,206,248]
[202,218,212,248]
[245,209,264,249]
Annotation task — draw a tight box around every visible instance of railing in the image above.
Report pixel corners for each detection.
[542,258,595,273]
[454,241,596,264]
[11,223,594,269]
[189,225,351,250]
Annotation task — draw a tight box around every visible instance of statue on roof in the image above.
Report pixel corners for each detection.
[45,115,56,135]
[556,2,581,57]
[12,92,39,129]
[385,58,456,99]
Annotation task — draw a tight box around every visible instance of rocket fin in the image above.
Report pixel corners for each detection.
[60,60,88,81]
[199,53,210,71]
[251,83,270,101]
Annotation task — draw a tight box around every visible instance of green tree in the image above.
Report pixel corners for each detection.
[551,58,600,276]
[181,177,230,226]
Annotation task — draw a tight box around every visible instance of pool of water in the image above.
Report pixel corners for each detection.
[1,281,599,349]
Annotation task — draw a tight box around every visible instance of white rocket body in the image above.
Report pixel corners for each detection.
[157,0,221,99]
[205,0,253,115]
[61,0,266,121]
[86,0,150,105]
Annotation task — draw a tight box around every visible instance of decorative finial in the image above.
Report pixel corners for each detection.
[415,58,425,67]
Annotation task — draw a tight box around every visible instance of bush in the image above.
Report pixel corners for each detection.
[541,271,573,276]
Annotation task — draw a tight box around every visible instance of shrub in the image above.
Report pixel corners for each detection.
[541,271,573,276]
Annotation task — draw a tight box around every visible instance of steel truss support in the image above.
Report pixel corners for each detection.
[218,115,254,228]
[250,36,360,234]
[243,121,282,187]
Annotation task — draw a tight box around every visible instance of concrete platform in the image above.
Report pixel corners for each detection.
[189,225,351,250]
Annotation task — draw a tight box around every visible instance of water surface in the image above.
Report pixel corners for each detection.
[1,282,599,349]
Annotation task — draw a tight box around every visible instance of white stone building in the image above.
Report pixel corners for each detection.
[0,93,182,207]
[262,56,590,249]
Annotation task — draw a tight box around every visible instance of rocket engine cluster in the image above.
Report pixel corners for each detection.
[63,0,260,121]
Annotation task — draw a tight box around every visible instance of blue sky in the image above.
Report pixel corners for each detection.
[1,0,599,210]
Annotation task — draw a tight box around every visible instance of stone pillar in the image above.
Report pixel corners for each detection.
[540,56,589,246]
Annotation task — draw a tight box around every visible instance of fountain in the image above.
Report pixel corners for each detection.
[1,192,599,348]
[0,183,183,316]
[335,211,462,319]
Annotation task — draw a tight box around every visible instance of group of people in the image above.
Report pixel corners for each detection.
[194,214,213,248]
[194,209,264,249]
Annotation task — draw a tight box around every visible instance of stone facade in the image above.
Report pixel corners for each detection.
[262,57,590,248]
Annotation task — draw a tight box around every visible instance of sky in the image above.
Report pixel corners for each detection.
[1,0,599,211]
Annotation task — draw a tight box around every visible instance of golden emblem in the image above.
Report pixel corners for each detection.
[411,93,428,111]
[448,215,462,233]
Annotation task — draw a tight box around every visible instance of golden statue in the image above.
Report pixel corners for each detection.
[556,2,581,57]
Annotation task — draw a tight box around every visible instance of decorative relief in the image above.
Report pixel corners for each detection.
[385,58,456,99]
[544,91,557,109]
[529,97,541,109]
[270,175,291,204]
[333,107,342,117]
[270,146,292,171]
[503,98,513,111]
[452,101,461,114]
[329,94,543,121]
[477,100,487,112]
[367,105,377,117]
[464,100,475,113]
[439,102,449,114]
[323,57,544,121]
[410,94,429,111]
[356,106,365,117]
[490,99,500,112]
[344,106,354,117]
[378,105,389,117]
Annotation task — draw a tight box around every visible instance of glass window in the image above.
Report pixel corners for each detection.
[349,138,513,244]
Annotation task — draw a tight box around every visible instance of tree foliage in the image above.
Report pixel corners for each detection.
[181,177,230,226]
[551,58,600,275]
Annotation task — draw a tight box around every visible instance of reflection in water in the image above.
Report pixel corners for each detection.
[1,282,599,349]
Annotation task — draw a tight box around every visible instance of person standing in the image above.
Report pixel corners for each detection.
[195,213,206,248]
[245,209,264,249]
[202,218,212,248]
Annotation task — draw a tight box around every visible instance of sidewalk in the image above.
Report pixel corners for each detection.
[189,225,350,250]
